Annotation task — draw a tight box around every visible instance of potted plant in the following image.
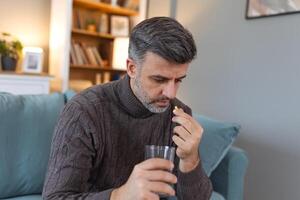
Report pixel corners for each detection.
[86,19,97,32]
[0,32,23,71]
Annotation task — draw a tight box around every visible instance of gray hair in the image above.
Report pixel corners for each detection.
[128,17,197,66]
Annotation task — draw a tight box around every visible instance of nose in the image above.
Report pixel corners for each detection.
[162,82,177,99]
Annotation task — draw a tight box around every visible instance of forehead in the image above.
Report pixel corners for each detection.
[140,52,189,77]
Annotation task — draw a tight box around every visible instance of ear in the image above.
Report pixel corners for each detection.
[126,58,137,78]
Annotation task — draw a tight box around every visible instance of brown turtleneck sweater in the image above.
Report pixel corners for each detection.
[42,75,212,199]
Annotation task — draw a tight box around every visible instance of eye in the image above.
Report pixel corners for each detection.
[152,77,167,83]
[175,79,183,83]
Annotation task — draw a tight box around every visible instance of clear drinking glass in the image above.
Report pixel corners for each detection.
[145,145,176,198]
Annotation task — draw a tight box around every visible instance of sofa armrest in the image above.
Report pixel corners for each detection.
[210,146,249,200]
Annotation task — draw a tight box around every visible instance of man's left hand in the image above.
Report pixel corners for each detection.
[172,108,203,173]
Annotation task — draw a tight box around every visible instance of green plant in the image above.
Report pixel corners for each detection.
[0,32,23,59]
[86,18,96,26]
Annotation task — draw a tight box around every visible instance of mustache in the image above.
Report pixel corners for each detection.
[149,96,171,104]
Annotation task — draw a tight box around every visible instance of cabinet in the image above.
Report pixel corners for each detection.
[49,0,147,92]
[0,72,52,95]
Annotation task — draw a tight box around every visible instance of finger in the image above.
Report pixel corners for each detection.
[173,109,203,129]
[144,170,177,184]
[172,135,188,149]
[174,125,202,145]
[173,126,191,141]
[172,117,193,134]
[139,158,174,171]
[173,108,193,120]
[173,115,204,139]
[172,135,196,154]
[140,191,160,200]
[147,181,176,197]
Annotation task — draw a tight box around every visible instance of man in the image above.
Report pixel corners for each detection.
[43,17,212,200]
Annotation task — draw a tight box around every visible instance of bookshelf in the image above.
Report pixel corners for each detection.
[49,0,147,92]
[68,0,142,91]
[73,0,139,16]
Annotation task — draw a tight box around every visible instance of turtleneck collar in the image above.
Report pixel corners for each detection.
[115,74,154,118]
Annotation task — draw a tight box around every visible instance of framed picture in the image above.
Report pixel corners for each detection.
[246,0,300,19]
[110,15,129,36]
[22,47,43,73]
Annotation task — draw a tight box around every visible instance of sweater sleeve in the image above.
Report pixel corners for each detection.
[42,101,111,200]
[176,161,213,200]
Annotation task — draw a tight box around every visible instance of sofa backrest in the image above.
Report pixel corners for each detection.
[0,92,65,198]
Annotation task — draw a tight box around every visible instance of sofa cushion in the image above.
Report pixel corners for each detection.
[0,93,65,199]
[210,191,225,200]
[195,114,240,176]
[2,195,42,200]
[63,90,76,102]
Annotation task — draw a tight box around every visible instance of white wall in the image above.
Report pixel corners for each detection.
[174,0,300,199]
[0,0,51,71]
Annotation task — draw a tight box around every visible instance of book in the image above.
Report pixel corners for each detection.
[74,9,83,29]
[86,47,98,66]
[80,42,96,65]
[91,47,104,67]
[70,43,78,65]
[73,42,84,65]
[78,44,89,64]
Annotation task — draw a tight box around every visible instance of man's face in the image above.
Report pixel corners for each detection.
[128,52,189,113]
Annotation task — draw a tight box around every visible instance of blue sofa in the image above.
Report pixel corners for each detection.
[0,92,248,200]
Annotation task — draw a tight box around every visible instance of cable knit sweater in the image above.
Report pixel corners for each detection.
[42,75,212,199]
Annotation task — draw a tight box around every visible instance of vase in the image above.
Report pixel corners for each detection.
[87,24,97,32]
[1,56,17,71]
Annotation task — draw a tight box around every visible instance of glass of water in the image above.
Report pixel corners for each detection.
[145,145,176,198]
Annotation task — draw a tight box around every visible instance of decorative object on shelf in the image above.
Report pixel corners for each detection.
[0,32,23,71]
[98,13,109,33]
[22,47,43,73]
[113,37,129,70]
[124,0,140,11]
[246,0,300,19]
[110,15,129,36]
[86,18,97,32]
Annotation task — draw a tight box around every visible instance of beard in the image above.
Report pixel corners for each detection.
[132,75,170,113]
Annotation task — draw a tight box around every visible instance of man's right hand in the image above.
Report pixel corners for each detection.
[110,158,177,200]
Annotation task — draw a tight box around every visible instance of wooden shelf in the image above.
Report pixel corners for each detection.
[73,0,139,16]
[70,64,126,73]
[72,29,115,39]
